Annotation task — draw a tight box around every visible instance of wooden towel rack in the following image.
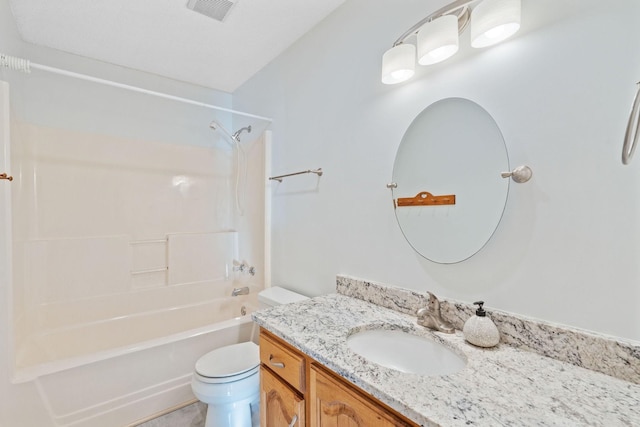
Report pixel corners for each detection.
[395,191,456,207]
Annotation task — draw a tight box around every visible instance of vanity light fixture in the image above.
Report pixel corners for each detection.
[417,14,459,66]
[381,0,521,85]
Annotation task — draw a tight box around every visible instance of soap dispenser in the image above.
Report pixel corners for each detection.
[463,301,500,348]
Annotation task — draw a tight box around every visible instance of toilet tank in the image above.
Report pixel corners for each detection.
[257,286,308,308]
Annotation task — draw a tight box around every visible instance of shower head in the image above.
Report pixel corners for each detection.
[210,120,252,143]
[231,126,252,142]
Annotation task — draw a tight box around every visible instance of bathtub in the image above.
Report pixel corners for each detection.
[13,285,260,427]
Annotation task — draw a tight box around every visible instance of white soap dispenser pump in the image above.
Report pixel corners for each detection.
[463,301,500,348]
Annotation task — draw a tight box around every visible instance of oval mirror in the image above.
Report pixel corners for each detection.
[392,98,509,263]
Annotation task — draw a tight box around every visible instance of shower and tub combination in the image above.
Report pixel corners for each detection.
[0,56,273,427]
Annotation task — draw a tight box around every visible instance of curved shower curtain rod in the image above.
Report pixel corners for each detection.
[0,53,272,122]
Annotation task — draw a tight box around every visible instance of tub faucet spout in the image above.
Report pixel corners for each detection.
[231,286,250,297]
[416,292,455,334]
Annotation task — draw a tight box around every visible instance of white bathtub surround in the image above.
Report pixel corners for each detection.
[3,82,268,426]
[253,291,640,426]
[10,118,265,374]
[336,275,640,384]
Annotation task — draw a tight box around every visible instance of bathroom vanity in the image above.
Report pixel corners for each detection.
[253,276,640,426]
[259,328,418,426]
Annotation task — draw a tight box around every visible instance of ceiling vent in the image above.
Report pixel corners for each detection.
[186,0,237,22]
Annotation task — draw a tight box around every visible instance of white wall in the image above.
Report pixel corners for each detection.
[234,0,640,343]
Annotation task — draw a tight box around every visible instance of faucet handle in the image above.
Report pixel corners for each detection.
[427,291,441,309]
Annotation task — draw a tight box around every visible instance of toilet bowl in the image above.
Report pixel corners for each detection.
[191,286,308,427]
[191,341,260,427]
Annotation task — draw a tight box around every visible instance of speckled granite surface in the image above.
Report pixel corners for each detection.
[336,275,640,385]
[253,291,640,426]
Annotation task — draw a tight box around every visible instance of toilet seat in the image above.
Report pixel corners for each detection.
[195,342,259,384]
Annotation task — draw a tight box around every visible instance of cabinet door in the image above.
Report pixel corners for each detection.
[261,366,305,427]
[310,365,415,427]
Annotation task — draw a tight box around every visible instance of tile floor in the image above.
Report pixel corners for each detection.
[136,402,206,427]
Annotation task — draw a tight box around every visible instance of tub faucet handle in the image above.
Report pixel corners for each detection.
[233,260,255,276]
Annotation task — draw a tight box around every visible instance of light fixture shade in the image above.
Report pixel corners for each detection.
[381,43,416,85]
[417,14,459,65]
[470,0,521,48]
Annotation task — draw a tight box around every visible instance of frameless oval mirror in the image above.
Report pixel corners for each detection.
[392,98,509,263]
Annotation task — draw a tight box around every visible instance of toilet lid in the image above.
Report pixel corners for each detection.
[195,342,260,378]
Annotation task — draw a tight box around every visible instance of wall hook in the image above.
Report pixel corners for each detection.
[0,173,13,181]
[501,165,532,183]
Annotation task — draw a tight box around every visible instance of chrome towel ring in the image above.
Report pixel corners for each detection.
[622,82,640,165]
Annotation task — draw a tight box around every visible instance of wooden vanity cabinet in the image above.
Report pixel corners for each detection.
[259,328,419,427]
[309,364,416,427]
[260,330,307,427]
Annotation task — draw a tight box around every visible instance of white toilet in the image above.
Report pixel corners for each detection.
[191,286,308,427]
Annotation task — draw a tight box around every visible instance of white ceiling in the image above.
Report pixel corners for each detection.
[9,0,347,93]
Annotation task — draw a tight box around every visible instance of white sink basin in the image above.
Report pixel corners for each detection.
[347,329,466,376]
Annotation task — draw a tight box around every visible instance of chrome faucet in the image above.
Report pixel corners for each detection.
[416,292,455,334]
[231,286,250,297]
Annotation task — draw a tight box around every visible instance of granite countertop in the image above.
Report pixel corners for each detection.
[253,293,640,427]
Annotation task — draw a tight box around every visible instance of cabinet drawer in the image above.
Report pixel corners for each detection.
[260,331,305,392]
